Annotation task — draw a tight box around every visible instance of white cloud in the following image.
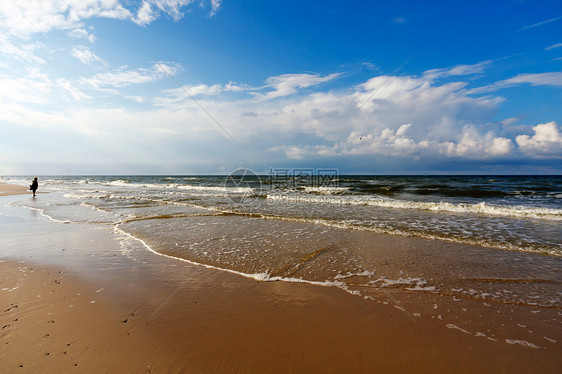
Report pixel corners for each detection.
[0,69,52,104]
[134,1,159,25]
[467,72,562,94]
[133,0,221,25]
[452,126,513,158]
[0,0,131,37]
[171,83,221,96]
[0,69,90,106]
[1,59,559,173]
[423,61,491,80]
[154,81,253,109]
[68,28,96,43]
[82,62,180,88]
[282,124,513,160]
[0,0,221,39]
[516,121,562,158]
[154,73,340,108]
[257,73,341,101]
[134,0,194,25]
[209,0,222,16]
[500,117,519,126]
[501,72,562,86]
[235,73,520,161]
[56,78,91,101]
[0,33,45,64]
[518,17,562,32]
[545,43,562,51]
[71,45,104,65]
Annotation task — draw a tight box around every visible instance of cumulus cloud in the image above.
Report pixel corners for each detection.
[1,54,559,172]
[452,126,513,158]
[150,71,511,163]
[282,124,513,161]
[516,121,562,158]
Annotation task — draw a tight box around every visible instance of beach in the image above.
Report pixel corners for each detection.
[1,181,561,372]
[0,183,30,196]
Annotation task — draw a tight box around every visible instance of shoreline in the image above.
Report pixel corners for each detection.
[1,187,561,372]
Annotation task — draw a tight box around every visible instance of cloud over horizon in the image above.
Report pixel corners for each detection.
[2,57,561,174]
[0,1,560,174]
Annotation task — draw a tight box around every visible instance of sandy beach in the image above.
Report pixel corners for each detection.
[0,182,32,196]
[1,183,561,373]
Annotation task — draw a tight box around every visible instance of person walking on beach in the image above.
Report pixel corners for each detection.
[30,177,38,197]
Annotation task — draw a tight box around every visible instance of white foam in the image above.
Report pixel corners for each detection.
[266,193,562,221]
[105,180,132,187]
[334,270,376,280]
[303,186,352,195]
[113,226,352,293]
[227,211,560,256]
[505,339,541,349]
[446,324,472,335]
[368,276,436,291]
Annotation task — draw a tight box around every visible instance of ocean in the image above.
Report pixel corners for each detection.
[2,174,561,308]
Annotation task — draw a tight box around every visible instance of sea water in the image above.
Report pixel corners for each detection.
[2,174,561,308]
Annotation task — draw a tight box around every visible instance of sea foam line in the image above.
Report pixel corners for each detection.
[266,193,562,221]
[178,205,560,256]
[55,193,562,257]
[112,224,366,294]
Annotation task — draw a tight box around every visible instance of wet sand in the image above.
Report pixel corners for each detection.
[0,182,31,196]
[1,185,561,373]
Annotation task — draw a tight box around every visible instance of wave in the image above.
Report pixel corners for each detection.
[169,206,559,256]
[302,186,352,195]
[265,193,562,221]
[114,225,351,287]
[85,180,257,195]
[113,225,438,300]
[176,184,255,194]
[414,188,508,198]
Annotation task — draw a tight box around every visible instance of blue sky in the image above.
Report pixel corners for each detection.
[0,0,561,175]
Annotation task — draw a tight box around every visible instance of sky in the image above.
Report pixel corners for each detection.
[0,0,561,175]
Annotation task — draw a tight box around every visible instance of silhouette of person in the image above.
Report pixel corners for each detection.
[30,177,38,197]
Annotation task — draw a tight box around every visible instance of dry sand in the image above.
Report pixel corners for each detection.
[0,184,560,373]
